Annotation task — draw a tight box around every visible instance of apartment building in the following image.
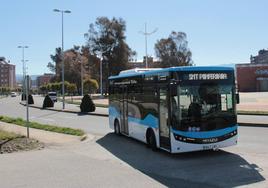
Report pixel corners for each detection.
[0,57,16,88]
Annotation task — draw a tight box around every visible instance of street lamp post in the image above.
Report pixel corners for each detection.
[139,23,158,68]
[53,9,71,110]
[100,58,103,97]
[100,54,107,97]
[18,46,28,99]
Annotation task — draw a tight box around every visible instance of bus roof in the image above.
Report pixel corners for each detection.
[118,68,162,75]
[109,66,234,80]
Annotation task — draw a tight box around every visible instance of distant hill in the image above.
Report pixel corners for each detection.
[16,74,41,83]
[30,75,40,80]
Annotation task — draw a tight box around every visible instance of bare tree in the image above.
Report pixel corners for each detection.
[155,31,193,68]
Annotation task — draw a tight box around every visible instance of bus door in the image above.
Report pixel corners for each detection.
[120,86,129,135]
[158,86,171,150]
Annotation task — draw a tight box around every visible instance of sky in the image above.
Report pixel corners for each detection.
[1,0,268,75]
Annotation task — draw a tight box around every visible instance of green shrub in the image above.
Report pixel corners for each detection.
[28,94,34,104]
[21,93,26,101]
[43,95,54,108]
[80,94,95,112]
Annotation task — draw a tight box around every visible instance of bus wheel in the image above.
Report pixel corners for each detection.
[147,130,157,151]
[114,120,121,135]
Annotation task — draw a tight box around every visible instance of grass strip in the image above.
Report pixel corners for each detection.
[0,129,22,140]
[0,115,85,136]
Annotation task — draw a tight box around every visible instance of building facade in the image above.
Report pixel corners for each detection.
[36,73,54,87]
[236,63,268,92]
[236,49,268,92]
[0,57,16,89]
[250,49,268,64]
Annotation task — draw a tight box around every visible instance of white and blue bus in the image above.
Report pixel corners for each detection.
[108,66,239,153]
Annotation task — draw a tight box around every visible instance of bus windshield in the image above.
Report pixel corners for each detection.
[171,82,236,132]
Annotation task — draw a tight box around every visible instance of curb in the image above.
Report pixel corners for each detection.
[19,102,109,117]
[238,123,268,128]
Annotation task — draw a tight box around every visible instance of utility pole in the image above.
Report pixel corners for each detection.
[139,23,158,68]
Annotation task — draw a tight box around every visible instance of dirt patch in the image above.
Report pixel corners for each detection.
[0,137,44,154]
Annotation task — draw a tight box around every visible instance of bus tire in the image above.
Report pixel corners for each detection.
[114,119,121,135]
[147,129,157,151]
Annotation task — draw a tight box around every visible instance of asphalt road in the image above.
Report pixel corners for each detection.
[1,96,268,133]
[0,96,111,135]
[1,96,268,187]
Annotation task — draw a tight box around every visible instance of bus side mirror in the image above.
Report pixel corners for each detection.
[236,93,240,104]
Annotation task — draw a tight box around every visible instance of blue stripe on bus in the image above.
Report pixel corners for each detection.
[171,125,238,139]
[128,114,158,128]
[109,106,159,128]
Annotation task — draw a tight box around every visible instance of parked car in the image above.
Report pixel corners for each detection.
[11,92,17,97]
[48,92,57,102]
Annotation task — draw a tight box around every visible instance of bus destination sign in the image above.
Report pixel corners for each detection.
[184,73,228,81]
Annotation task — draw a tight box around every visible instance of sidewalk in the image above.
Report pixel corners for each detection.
[237,92,268,112]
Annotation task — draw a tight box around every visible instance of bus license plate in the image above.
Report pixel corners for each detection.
[203,145,218,150]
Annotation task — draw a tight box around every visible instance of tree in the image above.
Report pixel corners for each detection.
[154,31,193,68]
[85,17,136,94]
[48,46,89,94]
[48,47,62,76]
[28,94,34,105]
[0,87,11,96]
[66,83,77,95]
[81,46,101,85]
[84,78,99,94]
[39,85,47,94]
[43,95,54,108]
[80,94,95,112]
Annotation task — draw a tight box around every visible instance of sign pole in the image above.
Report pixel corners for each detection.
[26,75,30,138]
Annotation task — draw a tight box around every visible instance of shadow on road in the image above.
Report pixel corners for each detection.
[97,133,265,188]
